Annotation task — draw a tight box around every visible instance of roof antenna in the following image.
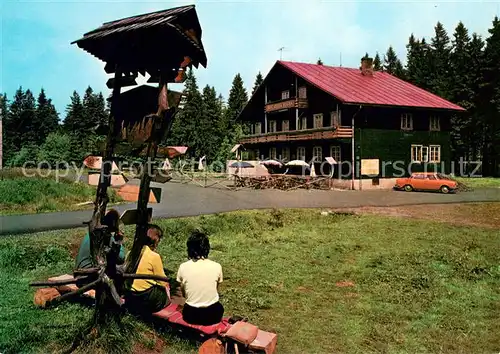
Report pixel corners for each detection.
[278,47,287,60]
[340,52,342,67]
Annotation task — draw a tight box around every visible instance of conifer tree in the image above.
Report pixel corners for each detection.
[35,88,59,146]
[223,73,248,137]
[429,22,452,98]
[468,33,486,160]
[481,16,500,175]
[252,72,264,95]
[63,91,85,136]
[169,69,204,158]
[201,85,222,160]
[383,46,400,76]
[373,53,382,71]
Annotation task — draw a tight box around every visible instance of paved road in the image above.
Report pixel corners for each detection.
[1,182,499,235]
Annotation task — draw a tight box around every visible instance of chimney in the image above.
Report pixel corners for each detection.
[360,57,374,76]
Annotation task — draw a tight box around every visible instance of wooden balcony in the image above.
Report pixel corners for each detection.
[264,97,308,113]
[240,126,353,144]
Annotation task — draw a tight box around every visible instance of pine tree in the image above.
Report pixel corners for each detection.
[225,74,248,125]
[468,33,486,160]
[35,89,59,146]
[21,89,37,148]
[252,72,264,95]
[201,85,223,160]
[448,22,473,160]
[63,91,85,136]
[361,52,370,60]
[383,46,401,76]
[373,53,382,71]
[317,58,323,65]
[428,22,452,98]
[481,16,500,176]
[5,88,25,158]
[169,69,204,158]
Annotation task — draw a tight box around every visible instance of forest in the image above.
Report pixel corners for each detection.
[1,17,499,175]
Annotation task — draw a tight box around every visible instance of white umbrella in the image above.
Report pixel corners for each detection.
[260,159,283,167]
[285,160,310,167]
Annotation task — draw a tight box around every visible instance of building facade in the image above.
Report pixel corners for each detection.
[238,59,465,179]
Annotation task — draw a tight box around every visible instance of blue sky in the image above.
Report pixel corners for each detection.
[1,0,499,117]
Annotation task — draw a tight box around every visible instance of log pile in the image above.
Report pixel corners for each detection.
[234,175,333,191]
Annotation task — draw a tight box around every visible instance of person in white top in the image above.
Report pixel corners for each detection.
[176,230,224,325]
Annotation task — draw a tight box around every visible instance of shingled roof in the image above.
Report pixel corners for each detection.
[72,5,207,76]
[248,60,464,111]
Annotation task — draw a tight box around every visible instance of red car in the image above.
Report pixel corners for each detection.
[394,172,458,194]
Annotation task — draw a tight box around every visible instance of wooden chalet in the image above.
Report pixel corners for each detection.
[239,58,465,181]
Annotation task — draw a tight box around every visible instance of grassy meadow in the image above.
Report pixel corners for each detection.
[0,168,121,215]
[0,208,499,353]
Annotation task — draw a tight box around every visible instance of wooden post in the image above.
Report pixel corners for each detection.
[125,74,176,278]
[295,76,299,131]
[264,85,268,134]
[351,109,355,191]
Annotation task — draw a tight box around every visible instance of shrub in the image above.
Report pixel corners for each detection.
[37,132,73,167]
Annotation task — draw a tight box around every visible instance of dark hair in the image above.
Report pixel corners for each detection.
[145,224,163,247]
[187,230,210,260]
[102,209,120,232]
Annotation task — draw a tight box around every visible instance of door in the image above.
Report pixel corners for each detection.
[411,174,427,190]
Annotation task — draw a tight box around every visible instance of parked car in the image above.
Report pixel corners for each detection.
[394,172,458,194]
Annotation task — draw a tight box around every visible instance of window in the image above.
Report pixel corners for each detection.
[255,122,261,134]
[411,145,429,163]
[298,86,307,98]
[411,145,422,162]
[401,113,413,130]
[282,120,289,132]
[430,116,440,131]
[429,145,441,162]
[269,120,277,133]
[331,111,340,127]
[312,146,323,161]
[269,147,277,160]
[297,146,306,161]
[281,90,290,100]
[282,147,290,161]
[330,146,341,163]
[313,113,323,129]
[300,117,307,130]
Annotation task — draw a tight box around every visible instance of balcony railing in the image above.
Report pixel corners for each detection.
[264,97,308,113]
[240,126,353,144]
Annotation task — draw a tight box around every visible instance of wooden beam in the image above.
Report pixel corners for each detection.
[106,75,137,89]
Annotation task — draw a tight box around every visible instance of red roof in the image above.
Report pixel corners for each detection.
[278,61,465,111]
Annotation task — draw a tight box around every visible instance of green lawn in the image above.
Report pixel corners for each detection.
[0,169,121,215]
[0,209,499,353]
[455,177,500,189]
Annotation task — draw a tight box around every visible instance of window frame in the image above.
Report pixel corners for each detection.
[255,122,261,135]
[281,90,290,100]
[300,116,307,130]
[401,113,414,131]
[429,116,440,131]
[429,145,441,163]
[298,86,307,98]
[313,113,323,129]
[312,146,323,161]
[282,120,290,132]
[330,145,341,163]
[269,147,277,160]
[297,146,306,161]
[330,111,340,127]
[411,144,423,162]
[282,147,290,162]
[269,120,277,133]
